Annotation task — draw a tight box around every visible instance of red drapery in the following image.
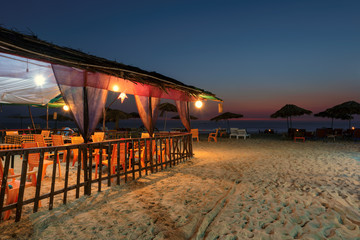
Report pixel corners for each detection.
[51,64,196,101]
[51,65,108,142]
[175,101,191,132]
[135,95,160,137]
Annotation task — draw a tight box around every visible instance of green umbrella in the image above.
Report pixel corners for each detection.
[270,104,312,129]
[159,102,178,131]
[33,94,67,128]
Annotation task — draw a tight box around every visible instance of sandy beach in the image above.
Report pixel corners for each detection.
[0,136,359,239]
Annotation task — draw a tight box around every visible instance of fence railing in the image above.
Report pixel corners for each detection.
[0,133,193,222]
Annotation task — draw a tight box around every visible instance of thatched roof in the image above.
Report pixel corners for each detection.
[0,27,221,101]
[210,112,243,121]
[270,104,312,118]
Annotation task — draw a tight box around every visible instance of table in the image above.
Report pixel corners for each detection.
[4,135,34,144]
[0,143,22,168]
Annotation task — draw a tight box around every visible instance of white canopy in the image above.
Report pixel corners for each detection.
[0,53,60,105]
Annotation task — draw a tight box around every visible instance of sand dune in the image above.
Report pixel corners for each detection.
[0,137,359,239]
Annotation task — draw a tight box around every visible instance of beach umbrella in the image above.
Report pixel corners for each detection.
[128,112,140,119]
[39,113,73,129]
[172,115,198,120]
[159,102,178,131]
[314,109,353,129]
[270,104,312,129]
[327,101,360,129]
[210,112,244,133]
[100,108,130,129]
[39,113,73,121]
[32,94,66,129]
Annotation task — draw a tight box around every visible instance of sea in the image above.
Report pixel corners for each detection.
[1,118,359,134]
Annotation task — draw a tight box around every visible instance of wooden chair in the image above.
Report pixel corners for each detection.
[51,135,68,163]
[219,129,227,137]
[33,134,53,160]
[141,132,150,138]
[208,129,219,142]
[40,130,50,138]
[71,136,84,167]
[190,129,199,142]
[158,138,173,166]
[97,143,132,179]
[0,160,37,220]
[91,134,107,174]
[22,142,61,180]
[136,139,156,168]
[91,134,103,143]
[93,132,105,141]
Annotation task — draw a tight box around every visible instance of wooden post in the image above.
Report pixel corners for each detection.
[49,149,58,211]
[116,143,121,185]
[0,154,11,223]
[63,148,71,204]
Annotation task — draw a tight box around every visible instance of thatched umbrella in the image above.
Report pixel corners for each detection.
[314,109,353,129]
[39,113,73,129]
[128,112,140,119]
[270,104,312,129]
[159,102,178,130]
[210,112,244,133]
[101,109,130,129]
[327,101,360,129]
[172,115,198,120]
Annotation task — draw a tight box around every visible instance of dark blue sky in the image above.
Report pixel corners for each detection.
[1,0,360,120]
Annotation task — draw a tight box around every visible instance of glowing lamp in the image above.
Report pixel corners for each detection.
[195,100,203,109]
[34,75,45,86]
[112,85,119,92]
[352,126,355,130]
[118,92,128,103]
[63,105,69,111]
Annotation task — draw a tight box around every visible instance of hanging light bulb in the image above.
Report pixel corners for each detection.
[113,85,119,92]
[118,92,128,103]
[34,75,45,86]
[195,100,203,109]
[63,105,69,111]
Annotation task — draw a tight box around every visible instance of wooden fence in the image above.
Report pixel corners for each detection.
[0,133,193,222]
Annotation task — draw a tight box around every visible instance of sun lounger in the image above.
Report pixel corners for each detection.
[229,128,250,139]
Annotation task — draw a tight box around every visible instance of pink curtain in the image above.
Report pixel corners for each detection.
[52,65,108,142]
[175,101,191,132]
[135,95,160,137]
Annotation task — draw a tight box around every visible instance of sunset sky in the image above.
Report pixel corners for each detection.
[1,0,360,120]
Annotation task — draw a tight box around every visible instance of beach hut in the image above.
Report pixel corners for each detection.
[0,27,222,141]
